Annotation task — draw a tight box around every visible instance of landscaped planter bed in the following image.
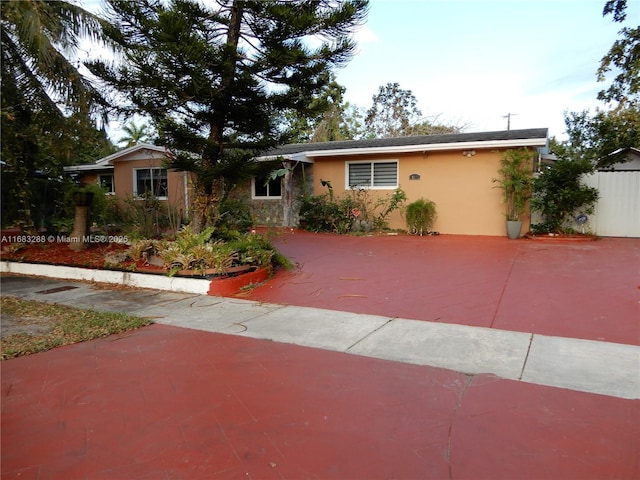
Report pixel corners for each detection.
[524,233,599,242]
[0,241,270,295]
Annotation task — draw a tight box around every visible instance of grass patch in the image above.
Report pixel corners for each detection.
[1,296,153,360]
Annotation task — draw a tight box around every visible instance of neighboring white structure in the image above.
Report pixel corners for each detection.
[584,148,640,238]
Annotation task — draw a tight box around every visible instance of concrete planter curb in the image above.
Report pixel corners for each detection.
[1,261,211,295]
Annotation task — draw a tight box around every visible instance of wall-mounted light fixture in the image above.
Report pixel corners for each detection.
[409,173,421,180]
[462,150,476,157]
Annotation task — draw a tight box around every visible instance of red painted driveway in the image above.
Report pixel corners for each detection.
[247,232,640,345]
[2,325,638,479]
[2,232,639,479]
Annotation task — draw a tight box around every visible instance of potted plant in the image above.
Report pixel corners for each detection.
[492,148,534,239]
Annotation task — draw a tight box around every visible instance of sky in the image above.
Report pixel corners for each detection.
[82,0,638,141]
[336,0,638,139]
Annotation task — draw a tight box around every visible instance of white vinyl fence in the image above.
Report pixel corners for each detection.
[583,171,640,237]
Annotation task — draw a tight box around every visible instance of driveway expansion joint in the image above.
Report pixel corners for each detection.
[519,333,535,380]
[344,317,396,352]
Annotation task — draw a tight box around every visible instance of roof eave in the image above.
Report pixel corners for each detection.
[255,153,314,163]
[301,137,548,159]
[63,164,114,173]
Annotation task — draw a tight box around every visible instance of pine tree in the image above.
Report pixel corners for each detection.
[89,0,369,230]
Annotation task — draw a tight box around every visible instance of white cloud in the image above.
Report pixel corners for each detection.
[353,25,379,45]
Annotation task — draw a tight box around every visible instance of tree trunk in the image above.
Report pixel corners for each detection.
[282,161,294,227]
[69,205,90,251]
[190,0,244,234]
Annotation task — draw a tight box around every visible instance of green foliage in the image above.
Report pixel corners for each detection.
[121,192,175,239]
[1,0,115,228]
[126,226,288,276]
[365,83,423,138]
[41,182,119,236]
[298,185,406,234]
[561,108,640,168]
[530,158,599,234]
[117,122,154,147]
[299,194,345,233]
[598,1,638,108]
[362,82,461,138]
[87,0,369,229]
[405,198,437,235]
[492,148,534,221]
[217,197,254,238]
[173,225,215,252]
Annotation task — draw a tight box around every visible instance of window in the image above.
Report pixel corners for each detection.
[134,168,168,198]
[347,161,398,189]
[98,174,114,194]
[252,174,282,199]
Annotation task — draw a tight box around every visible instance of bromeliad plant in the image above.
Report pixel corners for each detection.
[126,225,289,276]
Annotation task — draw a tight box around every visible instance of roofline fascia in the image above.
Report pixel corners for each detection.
[255,153,314,163]
[94,143,168,166]
[63,164,115,172]
[298,138,548,159]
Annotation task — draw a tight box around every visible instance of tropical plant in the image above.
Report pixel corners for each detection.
[1,0,115,227]
[117,122,153,147]
[492,148,534,222]
[126,226,288,277]
[405,198,437,235]
[121,192,172,239]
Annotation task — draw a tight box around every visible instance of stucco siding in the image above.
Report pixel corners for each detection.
[310,149,528,236]
[111,157,188,212]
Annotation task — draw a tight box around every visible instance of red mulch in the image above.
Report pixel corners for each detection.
[0,241,141,270]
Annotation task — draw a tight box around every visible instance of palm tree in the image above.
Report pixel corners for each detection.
[117,122,152,148]
[1,0,108,119]
[1,0,112,227]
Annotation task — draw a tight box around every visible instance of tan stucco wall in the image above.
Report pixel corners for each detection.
[310,149,531,236]
[111,157,188,212]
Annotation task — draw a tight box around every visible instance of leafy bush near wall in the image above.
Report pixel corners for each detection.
[298,184,406,234]
[530,158,599,234]
[405,198,437,235]
[299,193,346,233]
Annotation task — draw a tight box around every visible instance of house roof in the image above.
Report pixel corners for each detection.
[258,128,549,162]
[64,143,168,172]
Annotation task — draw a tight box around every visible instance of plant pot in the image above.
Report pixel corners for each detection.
[506,220,522,239]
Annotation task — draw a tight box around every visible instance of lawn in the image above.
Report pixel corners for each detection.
[1,296,152,360]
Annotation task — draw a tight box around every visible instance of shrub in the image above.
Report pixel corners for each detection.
[405,198,437,235]
[299,193,344,233]
[530,158,599,234]
[298,185,406,234]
